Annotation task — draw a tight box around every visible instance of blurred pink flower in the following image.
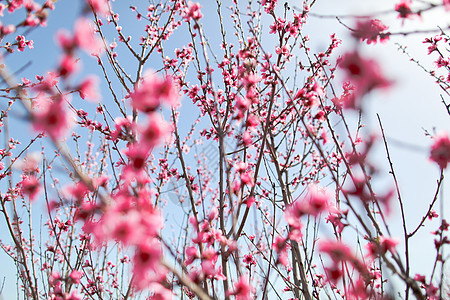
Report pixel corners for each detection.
[353,19,390,44]
[395,0,413,18]
[285,184,333,227]
[184,2,203,22]
[58,54,79,77]
[131,71,179,113]
[430,131,450,169]
[87,0,108,15]
[320,240,353,263]
[78,75,100,101]
[139,114,170,150]
[32,95,72,139]
[227,276,251,300]
[339,51,391,107]
[69,270,83,284]
[148,283,173,300]
[379,236,399,254]
[185,246,199,265]
[74,17,103,55]
[445,0,450,10]
[133,239,163,277]
[20,175,40,201]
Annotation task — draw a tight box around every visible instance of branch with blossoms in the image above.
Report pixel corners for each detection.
[0,0,449,299]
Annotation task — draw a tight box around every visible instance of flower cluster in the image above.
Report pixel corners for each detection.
[353,19,390,44]
[430,132,450,169]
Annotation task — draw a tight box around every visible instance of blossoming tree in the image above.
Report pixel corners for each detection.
[0,0,449,299]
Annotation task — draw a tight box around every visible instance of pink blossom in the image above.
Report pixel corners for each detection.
[319,240,353,263]
[139,115,170,150]
[326,211,347,234]
[123,144,150,171]
[379,236,399,254]
[215,266,227,281]
[69,270,83,284]
[56,29,74,52]
[262,0,277,13]
[243,196,255,208]
[84,187,163,245]
[111,116,134,141]
[66,290,81,300]
[272,236,289,266]
[414,273,426,283]
[428,210,439,220]
[66,181,90,203]
[32,95,72,139]
[35,72,59,92]
[74,202,97,221]
[425,283,439,299]
[132,242,167,290]
[20,175,40,201]
[133,239,162,277]
[339,51,391,105]
[24,15,39,27]
[185,246,199,265]
[208,207,219,221]
[49,271,61,286]
[78,75,100,101]
[227,276,251,300]
[130,71,179,113]
[430,132,450,169]
[87,0,109,15]
[184,2,203,22]
[74,17,103,55]
[285,201,304,234]
[286,184,332,228]
[240,171,254,187]
[304,184,334,216]
[366,236,399,258]
[139,206,164,238]
[246,114,259,128]
[0,22,15,37]
[353,19,390,44]
[243,253,256,266]
[325,265,343,283]
[201,260,217,278]
[58,54,79,77]
[242,131,252,146]
[235,161,248,173]
[395,0,413,19]
[109,211,142,245]
[236,96,250,111]
[148,283,173,300]
[445,0,450,10]
[16,35,31,51]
